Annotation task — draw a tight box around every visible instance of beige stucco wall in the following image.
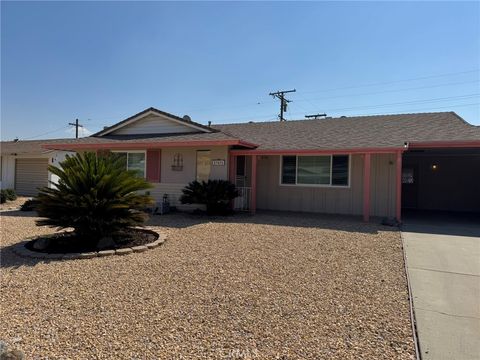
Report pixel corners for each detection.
[370,153,397,218]
[151,146,229,209]
[160,146,228,183]
[256,154,397,218]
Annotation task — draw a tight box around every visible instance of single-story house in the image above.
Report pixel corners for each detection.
[4,107,480,220]
[0,140,73,196]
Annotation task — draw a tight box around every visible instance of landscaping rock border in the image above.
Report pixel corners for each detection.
[11,232,166,261]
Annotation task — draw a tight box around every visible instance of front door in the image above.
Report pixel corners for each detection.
[196,150,211,182]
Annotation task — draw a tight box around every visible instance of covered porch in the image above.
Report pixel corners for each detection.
[229,149,404,222]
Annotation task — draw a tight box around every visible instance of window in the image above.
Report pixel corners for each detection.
[332,155,349,186]
[281,156,296,184]
[281,155,350,187]
[115,152,146,178]
[298,156,331,185]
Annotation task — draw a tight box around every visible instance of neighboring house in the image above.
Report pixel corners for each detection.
[0,140,73,196]
[4,107,480,220]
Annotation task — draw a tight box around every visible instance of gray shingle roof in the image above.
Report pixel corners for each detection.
[40,131,250,151]
[2,112,479,154]
[1,138,72,155]
[213,112,480,150]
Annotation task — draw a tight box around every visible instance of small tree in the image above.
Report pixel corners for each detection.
[180,180,238,215]
[36,152,153,244]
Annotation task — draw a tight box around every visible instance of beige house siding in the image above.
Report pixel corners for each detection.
[150,146,229,209]
[256,154,397,218]
[150,183,201,211]
[370,153,396,218]
[160,146,228,184]
[111,114,199,135]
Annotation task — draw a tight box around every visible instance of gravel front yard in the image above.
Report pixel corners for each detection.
[0,197,30,212]
[1,211,414,359]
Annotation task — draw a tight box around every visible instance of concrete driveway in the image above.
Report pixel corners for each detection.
[402,214,480,360]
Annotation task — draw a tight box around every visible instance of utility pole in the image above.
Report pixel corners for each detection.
[68,118,84,139]
[305,113,327,119]
[269,89,296,121]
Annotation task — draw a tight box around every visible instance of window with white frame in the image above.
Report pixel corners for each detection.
[114,151,146,178]
[281,155,350,186]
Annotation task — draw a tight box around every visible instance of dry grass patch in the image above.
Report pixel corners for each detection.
[0,211,414,359]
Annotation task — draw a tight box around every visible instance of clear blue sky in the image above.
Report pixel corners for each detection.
[1,1,479,140]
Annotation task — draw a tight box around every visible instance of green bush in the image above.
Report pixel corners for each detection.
[0,188,16,203]
[4,189,17,201]
[35,152,154,245]
[180,180,238,215]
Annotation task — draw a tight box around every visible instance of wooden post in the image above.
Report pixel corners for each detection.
[229,153,236,210]
[363,153,371,222]
[251,155,257,214]
[229,153,235,183]
[396,151,402,222]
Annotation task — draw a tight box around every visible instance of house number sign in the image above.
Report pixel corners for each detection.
[212,159,225,166]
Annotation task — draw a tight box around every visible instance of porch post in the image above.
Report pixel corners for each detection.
[363,153,371,222]
[229,153,236,183]
[396,150,402,222]
[251,155,257,214]
[229,153,236,210]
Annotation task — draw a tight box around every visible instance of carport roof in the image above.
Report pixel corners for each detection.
[0,138,73,155]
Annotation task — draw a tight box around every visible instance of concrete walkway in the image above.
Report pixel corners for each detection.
[402,216,480,360]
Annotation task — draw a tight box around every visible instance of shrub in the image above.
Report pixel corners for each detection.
[4,189,17,201]
[180,180,238,215]
[0,189,17,203]
[20,198,39,211]
[35,152,154,245]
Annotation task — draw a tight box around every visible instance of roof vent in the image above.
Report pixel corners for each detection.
[183,115,192,122]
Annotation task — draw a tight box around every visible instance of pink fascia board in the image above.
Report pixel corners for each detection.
[43,139,258,151]
[229,147,406,156]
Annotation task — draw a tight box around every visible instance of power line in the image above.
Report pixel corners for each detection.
[338,103,480,117]
[302,69,479,94]
[81,77,479,124]
[215,101,479,124]
[318,93,480,113]
[297,80,480,104]
[22,126,71,140]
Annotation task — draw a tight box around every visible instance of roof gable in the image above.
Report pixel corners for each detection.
[94,107,213,137]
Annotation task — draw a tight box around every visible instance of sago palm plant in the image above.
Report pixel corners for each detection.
[180,179,238,215]
[36,152,153,244]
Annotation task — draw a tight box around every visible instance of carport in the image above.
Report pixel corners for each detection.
[401,143,480,215]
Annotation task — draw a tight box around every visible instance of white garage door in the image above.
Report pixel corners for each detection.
[15,158,49,196]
